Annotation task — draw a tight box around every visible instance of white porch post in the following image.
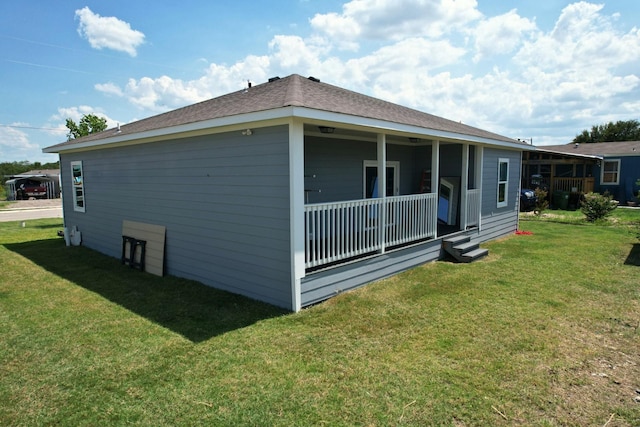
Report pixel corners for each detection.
[432,140,440,237]
[289,119,305,312]
[377,133,386,253]
[476,145,484,231]
[460,143,469,229]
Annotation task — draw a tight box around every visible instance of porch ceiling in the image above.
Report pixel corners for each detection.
[303,123,441,146]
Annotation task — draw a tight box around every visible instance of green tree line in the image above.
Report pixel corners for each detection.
[573,119,640,143]
[1,161,60,183]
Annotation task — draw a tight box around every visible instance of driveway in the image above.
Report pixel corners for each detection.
[0,199,63,222]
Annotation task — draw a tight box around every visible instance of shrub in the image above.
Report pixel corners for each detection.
[533,188,549,216]
[580,192,618,222]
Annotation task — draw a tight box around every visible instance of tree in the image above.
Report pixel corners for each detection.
[572,119,640,143]
[0,160,60,187]
[65,114,108,140]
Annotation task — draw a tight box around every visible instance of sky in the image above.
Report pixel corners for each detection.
[1,0,639,163]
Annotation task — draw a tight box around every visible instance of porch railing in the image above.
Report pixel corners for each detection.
[466,189,481,228]
[553,177,595,194]
[305,193,438,269]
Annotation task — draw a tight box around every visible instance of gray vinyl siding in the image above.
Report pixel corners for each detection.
[301,239,442,307]
[304,137,426,204]
[478,147,521,242]
[304,137,374,203]
[60,125,292,309]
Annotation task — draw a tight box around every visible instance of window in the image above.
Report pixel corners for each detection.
[71,161,85,212]
[601,159,620,185]
[497,158,509,208]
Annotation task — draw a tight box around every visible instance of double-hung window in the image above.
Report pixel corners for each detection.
[601,159,620,185]
[497,158,509,208]
[71,161,85,212]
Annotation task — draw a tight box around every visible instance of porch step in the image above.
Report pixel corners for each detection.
[442,235,489,263]
[442,234,470,248]
[461,248,489,262]
[453,241,478,253]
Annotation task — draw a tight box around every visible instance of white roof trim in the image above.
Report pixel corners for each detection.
[534,147,603,160]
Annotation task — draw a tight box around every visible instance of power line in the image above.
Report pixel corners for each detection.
[1,34,195,74]
[0,123,65,132]
[4,59,103,76]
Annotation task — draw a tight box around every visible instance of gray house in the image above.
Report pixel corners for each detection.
[44,74,529,311]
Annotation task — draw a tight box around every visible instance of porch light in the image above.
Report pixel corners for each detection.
[318,126,335,134]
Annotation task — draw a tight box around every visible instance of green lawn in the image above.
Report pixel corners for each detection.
[1,214,639,426]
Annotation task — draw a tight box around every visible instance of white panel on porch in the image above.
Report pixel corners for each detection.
[466,189,481,228]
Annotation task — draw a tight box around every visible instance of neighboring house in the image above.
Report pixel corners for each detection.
[529,142,640,204]
[521,147,600,208]
[4,169,61,200]
[44,74,530,311]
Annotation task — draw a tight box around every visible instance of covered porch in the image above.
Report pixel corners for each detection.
[301,126,483,271]
[521,149,598,206]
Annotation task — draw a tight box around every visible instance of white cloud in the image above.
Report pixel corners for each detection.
[550,1,606,43]
[269,35,331,70]
[473,9,537,62]
[0,125,42,161]
[95,82,123,97]
[121,76,205,111]
[515,3,640,71]
[89,1,640,146]
[101,54,271,112]
[309,13,360,51]
[49,106,119,130]
[75,7,145,57]
[310,0,482,47]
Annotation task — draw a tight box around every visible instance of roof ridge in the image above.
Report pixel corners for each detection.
[283,74,304,107]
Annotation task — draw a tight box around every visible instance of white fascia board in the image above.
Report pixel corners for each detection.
[534,148,603,160]
[45,104,528,153]
[43,108,296,154]
[600,152,640,158]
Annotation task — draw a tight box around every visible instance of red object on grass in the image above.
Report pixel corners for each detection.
[515,230,533,235]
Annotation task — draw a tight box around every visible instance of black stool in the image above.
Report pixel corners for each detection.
[121,236,146,271]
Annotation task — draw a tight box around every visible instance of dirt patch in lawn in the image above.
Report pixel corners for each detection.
[549,316,640,426]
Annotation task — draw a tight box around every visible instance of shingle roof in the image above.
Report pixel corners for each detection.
[46,74,520,151]
[539,141,640,157]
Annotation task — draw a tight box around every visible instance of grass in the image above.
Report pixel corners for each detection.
[1,216,639,426]
[521,205,640,226]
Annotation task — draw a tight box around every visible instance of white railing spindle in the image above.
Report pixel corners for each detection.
[305,193,438,269]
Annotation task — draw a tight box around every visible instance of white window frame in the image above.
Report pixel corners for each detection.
[497,158,509,208]
[363,160,400,198]
[600,159,620,185]
[71,161,85,212]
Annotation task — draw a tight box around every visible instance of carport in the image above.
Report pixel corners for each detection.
[4,173,60,201]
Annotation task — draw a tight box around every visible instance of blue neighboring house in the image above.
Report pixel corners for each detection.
[535,141,640,204]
